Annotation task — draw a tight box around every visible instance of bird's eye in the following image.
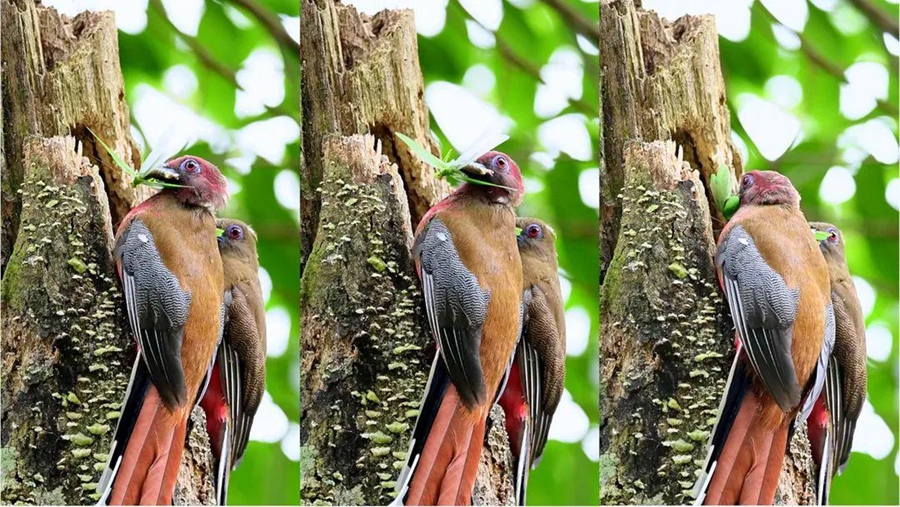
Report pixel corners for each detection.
[492,155,508,171]
[827,228,839,243]
[181,158,201,174]
[526,224,542,239]
[227,225,243,240]
[741,174,754,188]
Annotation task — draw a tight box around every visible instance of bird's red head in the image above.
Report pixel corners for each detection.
[146,155,229,211]
[459,151,524,206]
[738,170,800,208]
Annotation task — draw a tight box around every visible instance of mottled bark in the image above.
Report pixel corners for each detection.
[1,3,212,504]
[598,1,815,504]
[299,2,513,505]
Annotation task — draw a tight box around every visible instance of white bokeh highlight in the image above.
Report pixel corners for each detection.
[886,178,900,211]
[425,82,511,153]
[548,390,590,443]
[866,322,893,362]
[840,62,889,120]
[853,399,895,460]
[579,168,600,209]
[737,94,801,161]
[266,306,291,358]
[582,426,600,461]
[819,166,857,205]
[852,276,876,318]
[535,47,584,119]
[281,423,301,461]
[538,114,592,161]
[274,170,301,213]
[565,307,590,357]
[249,391,290,443]
[160,0,204,37]
[236,49,286,119]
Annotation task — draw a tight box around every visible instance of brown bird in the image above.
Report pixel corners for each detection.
[694,170,834,505]
[393,151,525,506]
[499,217,566,505]
[200,219,267,504]
[806,222,867,504]
[97,156,229,505]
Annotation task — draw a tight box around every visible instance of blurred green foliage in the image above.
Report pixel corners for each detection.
[718,1,898,504]
[418,1,600,505]
[115,0,300,504]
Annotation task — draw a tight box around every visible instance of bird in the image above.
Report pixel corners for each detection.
[392,151,526,506]
[96,155,229,505]
[199,218,267,504]
[498,217,566,505]
[805,222,867,505]
[693,170,835,505]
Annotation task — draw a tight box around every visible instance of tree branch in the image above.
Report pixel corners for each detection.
[148,0,300,125]
[538,0,601,40]
[457,4,599,118]
[760,3,899,118]
[847,0,899,39]
[224,0,301,56]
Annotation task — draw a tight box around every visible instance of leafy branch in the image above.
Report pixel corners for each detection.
[759,3,898,118]
[148,0,299,125]
[395,132,516,191]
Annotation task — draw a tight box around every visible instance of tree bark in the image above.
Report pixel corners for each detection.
[299,2,513,505]
[598,1,816,504]
[1,2,213,504]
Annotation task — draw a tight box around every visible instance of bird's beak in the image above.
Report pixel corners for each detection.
[144,165,180,182]
[459,162,492,176]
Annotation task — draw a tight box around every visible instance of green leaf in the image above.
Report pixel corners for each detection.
[395,132,449,171]
[216,228,225,238]
[397,132,516,191]
[723,195,740,220]
[515,227,523,235]
[87,127,139,180]
[710,165,734,213]
[813,230,830,242]
[87,127,186,190]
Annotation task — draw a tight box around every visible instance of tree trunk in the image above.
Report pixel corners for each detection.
[299,2,513,505]
[598,1,816,504]
[1,2,213,504]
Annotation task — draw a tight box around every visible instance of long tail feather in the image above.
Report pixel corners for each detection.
[702,388,790,505]
[404,385,486,506]
[97,356,150,505]
[106,387,187,505]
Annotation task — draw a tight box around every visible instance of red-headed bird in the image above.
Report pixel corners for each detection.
[200,219,267,504]
[393,151,526,506]
[499,217,566,505]
[805,222,867,504]
[694,170,834,505]
[97,156,229,505]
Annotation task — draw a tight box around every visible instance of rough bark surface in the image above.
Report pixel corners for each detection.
[598,1,815,504]
[1,3,212,504]
[299,3,512,505]
[300,0,448,272]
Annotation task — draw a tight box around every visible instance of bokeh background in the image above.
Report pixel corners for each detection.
[44,0,301,504]
[644,0,899,503]
[346,0,601,504]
